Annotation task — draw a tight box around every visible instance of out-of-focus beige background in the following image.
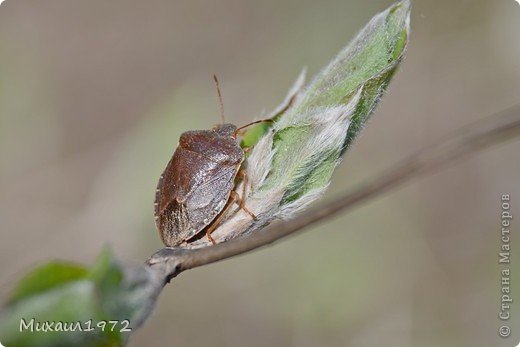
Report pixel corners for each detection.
[1,0,519,346]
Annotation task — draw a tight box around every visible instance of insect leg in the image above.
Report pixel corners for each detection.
[205,171,257,245]
[205,194,239,245]
[235,170,257,220]
[229,191,256,220]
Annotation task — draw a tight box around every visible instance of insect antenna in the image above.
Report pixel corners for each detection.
[234,119,274,138]
[234,92,297,138]
[213,75,226,124]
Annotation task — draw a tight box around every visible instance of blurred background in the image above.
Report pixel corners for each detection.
[0,0,519,346]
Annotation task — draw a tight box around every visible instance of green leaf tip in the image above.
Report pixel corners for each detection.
[256,0,410,200]
[297,0,410,145]
[242,0,410,146]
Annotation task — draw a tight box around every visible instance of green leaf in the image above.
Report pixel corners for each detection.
[257,0,410,203]
[0,248,158,347]
[9,262,89,304]
[0,281,119,347]
[292,1,409,116]
[88,247,124,295]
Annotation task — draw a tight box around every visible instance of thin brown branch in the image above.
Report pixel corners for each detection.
[147,105,520,284]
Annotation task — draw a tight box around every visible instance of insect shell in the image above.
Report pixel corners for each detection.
[154,123,245,247]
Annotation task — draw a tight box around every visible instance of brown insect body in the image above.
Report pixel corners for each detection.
[154,123,245,247]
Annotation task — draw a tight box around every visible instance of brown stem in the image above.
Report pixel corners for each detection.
[147,105,520,284]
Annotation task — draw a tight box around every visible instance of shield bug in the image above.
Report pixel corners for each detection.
[154,77,269,247]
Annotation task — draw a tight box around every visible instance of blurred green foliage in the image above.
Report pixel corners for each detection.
[0,249,137,347]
